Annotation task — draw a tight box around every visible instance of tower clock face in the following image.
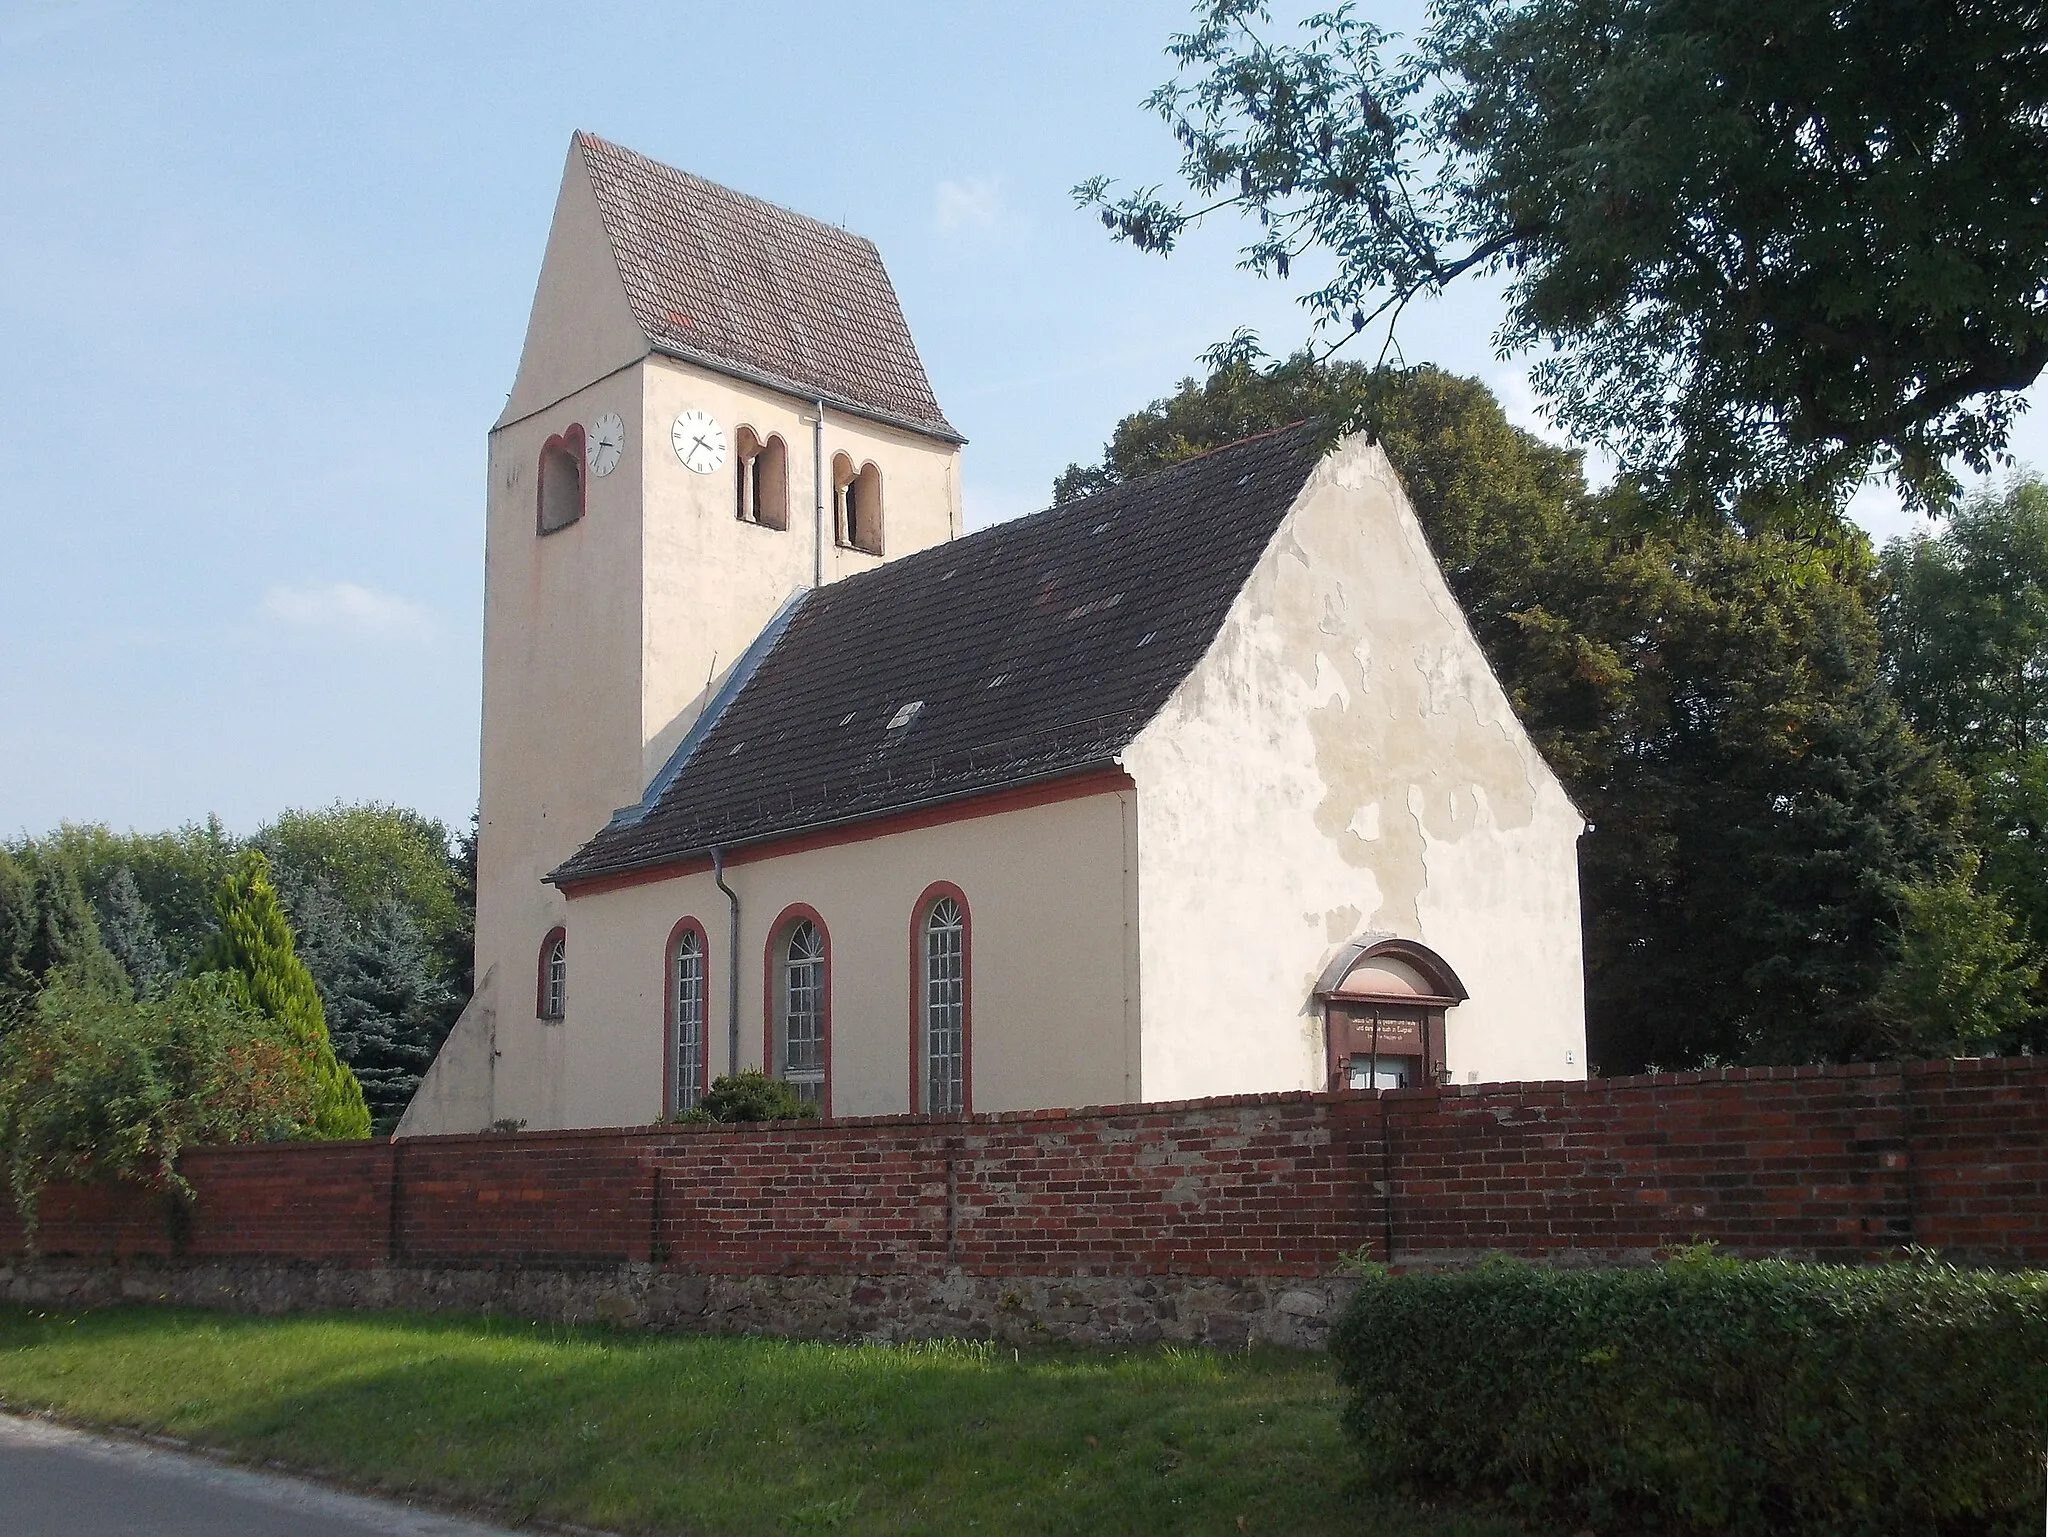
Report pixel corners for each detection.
[586,411,625,477]
[670,409,727,475]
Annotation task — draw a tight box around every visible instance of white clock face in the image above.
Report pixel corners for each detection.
[586,411,625,477]
[670,409,727,475]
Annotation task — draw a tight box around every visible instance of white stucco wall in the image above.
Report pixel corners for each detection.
[497,139,646,431]
[474,368,647,1132]
[557,786,1140,1129]
[433,140,964,1136]
[1120,436,1587,1100]
[636,359,960,786]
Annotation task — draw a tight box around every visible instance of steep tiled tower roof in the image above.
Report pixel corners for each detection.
[576,132,959,441]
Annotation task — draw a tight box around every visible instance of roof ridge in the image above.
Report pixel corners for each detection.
[567,131,956,438]
[811,421,1322,607]
[573,131,881,255]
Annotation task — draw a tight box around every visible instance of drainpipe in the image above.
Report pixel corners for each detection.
[811,398,826,588]
[712,848,741,1078]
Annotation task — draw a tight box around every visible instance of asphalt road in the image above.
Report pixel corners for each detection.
[0,1413,534,1537]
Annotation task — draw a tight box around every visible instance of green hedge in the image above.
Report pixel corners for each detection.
[1329,1252,2048,1536]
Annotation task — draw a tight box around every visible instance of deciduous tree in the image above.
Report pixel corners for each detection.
[1081,0,2048,516]
[0,968,312,1238]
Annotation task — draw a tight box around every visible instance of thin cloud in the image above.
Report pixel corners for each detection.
[933,176,1002,234]
[260,581,436,642]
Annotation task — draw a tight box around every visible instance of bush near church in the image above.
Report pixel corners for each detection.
[672,1070,818,1124]
[1330,1251,2048,1536]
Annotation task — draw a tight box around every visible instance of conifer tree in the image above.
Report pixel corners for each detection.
[0,847,129,1009]
[94,867,170,998]
[197,851,370,1139]
[323,898,457,1133]
[0,849,36,1013]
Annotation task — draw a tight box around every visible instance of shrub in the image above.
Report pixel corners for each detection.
[673,1070,818,1124]
[0,968,314,1238]
[1329,1251,2048,1536]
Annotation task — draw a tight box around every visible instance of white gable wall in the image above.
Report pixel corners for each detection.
[1120,436,1587,1099]
[497,138,648,430]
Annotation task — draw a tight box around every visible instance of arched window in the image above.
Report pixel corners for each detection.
[536,426,585,534]
[832,452,883,555]
[916,889,968,1113]
[767,909,829,1111]
[668,921,708,1115]
[537,927,567,1021]
[733,427,789,529]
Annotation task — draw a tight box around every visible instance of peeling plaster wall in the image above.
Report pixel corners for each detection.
[1121,436,1587,1100]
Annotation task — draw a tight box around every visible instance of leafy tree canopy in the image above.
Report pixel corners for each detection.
[1058,353,1980,1068]
[37,817,239,971]
[0,967,313,1237]
[1879,476,2048,1042]
[1881,477,2048,765]
[254,802,467,962]
[1080,0,2048,518]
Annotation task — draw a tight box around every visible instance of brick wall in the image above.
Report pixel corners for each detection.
[1,1059,2041,1277]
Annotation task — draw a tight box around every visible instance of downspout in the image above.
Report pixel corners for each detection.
[811,398,826,588]
[713,848,741,1078]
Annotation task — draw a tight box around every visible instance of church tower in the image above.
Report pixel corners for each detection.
[427,133,962,1132]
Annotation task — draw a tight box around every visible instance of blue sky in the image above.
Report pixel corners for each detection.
[4,0,2042,840]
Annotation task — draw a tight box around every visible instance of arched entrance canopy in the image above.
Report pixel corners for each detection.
[1315,935,1466,1091]
[1313,934,1468,1004]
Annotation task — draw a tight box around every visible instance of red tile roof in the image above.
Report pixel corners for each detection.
[577,132,959,442]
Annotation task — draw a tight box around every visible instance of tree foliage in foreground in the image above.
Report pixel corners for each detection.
[30,804,473,1127]
[1058,354,2019,1068]
[1080,0,2048,516]
[196,851,370,1140]
[1880,476,2048,1042]
[0,969,313,1237]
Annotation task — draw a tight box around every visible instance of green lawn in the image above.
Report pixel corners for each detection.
[0,1306,1515,1536]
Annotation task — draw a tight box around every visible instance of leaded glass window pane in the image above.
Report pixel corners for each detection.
[783,920,825,1105]
[544,938,566,1020]
[924,898,964,1113]
[673,929,704,1113]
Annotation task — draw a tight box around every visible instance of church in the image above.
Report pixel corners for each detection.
[397,133,1587,1136]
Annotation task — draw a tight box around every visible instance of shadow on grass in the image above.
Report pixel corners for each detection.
[0,1307,1519,1537]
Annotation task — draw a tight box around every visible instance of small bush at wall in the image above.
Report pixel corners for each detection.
[1329,1250,2048,1536]
[672,1070,818,1124]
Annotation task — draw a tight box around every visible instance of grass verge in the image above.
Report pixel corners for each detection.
[0,1306,1514,1536]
